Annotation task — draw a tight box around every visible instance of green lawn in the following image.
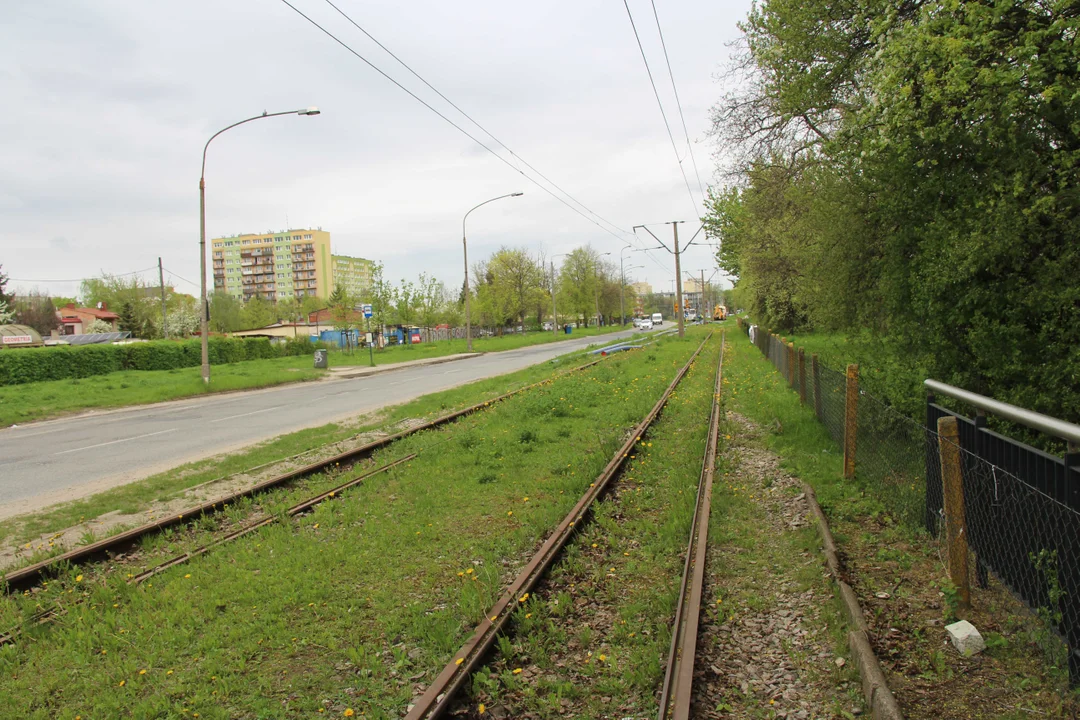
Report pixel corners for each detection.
[0,326,632,427]
[0,330,707,719]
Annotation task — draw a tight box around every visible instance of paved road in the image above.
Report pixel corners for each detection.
[0,329,650,517]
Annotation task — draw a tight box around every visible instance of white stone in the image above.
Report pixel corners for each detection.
[945,619,986,656]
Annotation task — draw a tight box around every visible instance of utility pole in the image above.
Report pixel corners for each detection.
[158,257,168,339]
[671,222,685,338]
[700,269,705,320]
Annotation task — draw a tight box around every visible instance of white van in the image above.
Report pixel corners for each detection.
[651,312,663,326]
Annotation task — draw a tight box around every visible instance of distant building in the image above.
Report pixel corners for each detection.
[56,303,120,335]
[331,255,374,299]
[211,228,373,304]
[630,281,652,297]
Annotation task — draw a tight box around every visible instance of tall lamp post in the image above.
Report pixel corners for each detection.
[462,192,523,352]
[623,264,643,322]
[199,107,321,384]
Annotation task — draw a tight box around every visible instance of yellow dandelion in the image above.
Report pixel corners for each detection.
[118,680,125,687]
[455,658,464,665]
[479,704,486,715]
[75,574,83,582]
[139,669,146,675]
[507,511,513,516]
[344,710,355,717]
[185,574,191,579]
[512,667,522,674]
[599,654,606,661]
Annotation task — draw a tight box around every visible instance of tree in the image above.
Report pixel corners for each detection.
[12,291,57,335]
[557,248,601,327]
[485,247,545,329]
[0,264,12,307]
[363,262,392,337]
[393,279,418,327]
[416,272,446,330]
[241,296,276,330]
[208,291,244,333]
[85,319,114,334]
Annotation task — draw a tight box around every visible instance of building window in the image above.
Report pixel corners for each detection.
[304,234,312,239]
[213,242,223,248]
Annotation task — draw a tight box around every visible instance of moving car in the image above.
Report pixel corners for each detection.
[651,312,664,326]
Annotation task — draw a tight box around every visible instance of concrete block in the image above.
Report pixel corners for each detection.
[945,620,985,656]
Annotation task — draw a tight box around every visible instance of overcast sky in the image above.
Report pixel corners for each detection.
[1,0,749,302]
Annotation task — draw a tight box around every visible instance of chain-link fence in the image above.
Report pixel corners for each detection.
[736,318,1080,684]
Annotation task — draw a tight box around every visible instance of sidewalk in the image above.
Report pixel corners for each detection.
[326,353,483,379]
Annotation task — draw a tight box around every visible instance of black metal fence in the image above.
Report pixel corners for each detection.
[739,319,1080,685]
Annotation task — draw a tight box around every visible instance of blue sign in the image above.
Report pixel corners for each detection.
[362,304,373,318]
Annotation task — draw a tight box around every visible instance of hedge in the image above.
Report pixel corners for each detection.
[0,337,320,386]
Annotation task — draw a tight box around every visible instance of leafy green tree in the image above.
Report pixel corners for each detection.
[240,296,276,330]
[208,292,244,333]
[557,248,601,327]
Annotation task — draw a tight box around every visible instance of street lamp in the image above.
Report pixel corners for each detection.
[199,107,321,384]
[462,192,523,352]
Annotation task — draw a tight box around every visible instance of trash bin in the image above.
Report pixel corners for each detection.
[564,324,572,335]
[314,349,328,369]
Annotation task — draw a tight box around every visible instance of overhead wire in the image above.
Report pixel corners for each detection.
[620,0,700,218]
[280,0,673,279]
[648,0,706,199]
[9,267,160,285]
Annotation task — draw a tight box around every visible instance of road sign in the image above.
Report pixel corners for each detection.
[362,304,373,318]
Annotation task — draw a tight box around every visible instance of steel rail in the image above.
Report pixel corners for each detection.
[658,332,725,719]
[0,454,416,647]
[924,378,1080,445]
[4,356,612,594]
[404,332,712,720]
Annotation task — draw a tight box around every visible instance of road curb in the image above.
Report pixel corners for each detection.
[801,482,905,720]
[328,353,484,379]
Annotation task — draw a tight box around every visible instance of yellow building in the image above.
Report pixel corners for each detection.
[331,255,374,300]
[211,229,373,303]
[630,281,653,297]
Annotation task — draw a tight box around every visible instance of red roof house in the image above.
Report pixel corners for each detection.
[57,303,120,335]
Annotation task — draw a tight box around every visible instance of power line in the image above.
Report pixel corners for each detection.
[9,267,159,284]
[620,0,699,217]
[163,268,200,290]
[280,0,672,279]
[648,0,705,199]
[320,0,638,245]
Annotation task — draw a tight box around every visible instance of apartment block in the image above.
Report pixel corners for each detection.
[331,255,374,300]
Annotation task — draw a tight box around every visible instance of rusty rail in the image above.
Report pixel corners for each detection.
[658,332,725,719]
[4,356,611,594]
[404,332,712,720]
[0,454,417,647]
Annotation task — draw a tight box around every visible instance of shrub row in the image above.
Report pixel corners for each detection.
[0,337,319,386]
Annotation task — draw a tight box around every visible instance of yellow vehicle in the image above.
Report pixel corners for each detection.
[713,304,727,321]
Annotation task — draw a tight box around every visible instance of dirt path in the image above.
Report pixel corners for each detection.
[691,411,862,719]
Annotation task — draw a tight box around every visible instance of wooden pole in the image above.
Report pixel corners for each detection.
[843,363,859,479]
[798,348,807,405]
[788,342,796,387]
[937,415,971,610]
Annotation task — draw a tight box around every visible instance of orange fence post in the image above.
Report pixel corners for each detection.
[843,363,859,479]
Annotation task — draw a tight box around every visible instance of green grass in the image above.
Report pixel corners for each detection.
[0,326,633,427]
[0,330,708,719]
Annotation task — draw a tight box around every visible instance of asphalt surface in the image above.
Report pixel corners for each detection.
[0,328,651,516]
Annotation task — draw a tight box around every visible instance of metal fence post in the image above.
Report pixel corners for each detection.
[790,343,799,388]
[843,364,859,479]
[925,392,939,535]
[972,411,990,590]
[798,348,807,405]
[812,353,823,421]
[937,415,971,610]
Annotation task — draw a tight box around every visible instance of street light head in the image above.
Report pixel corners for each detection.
[511,192,524,197]
[298,106,321,116]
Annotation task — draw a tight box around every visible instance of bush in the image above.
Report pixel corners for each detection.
[0,336,318,386]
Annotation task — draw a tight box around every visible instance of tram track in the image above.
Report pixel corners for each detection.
[404,331,723,720]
